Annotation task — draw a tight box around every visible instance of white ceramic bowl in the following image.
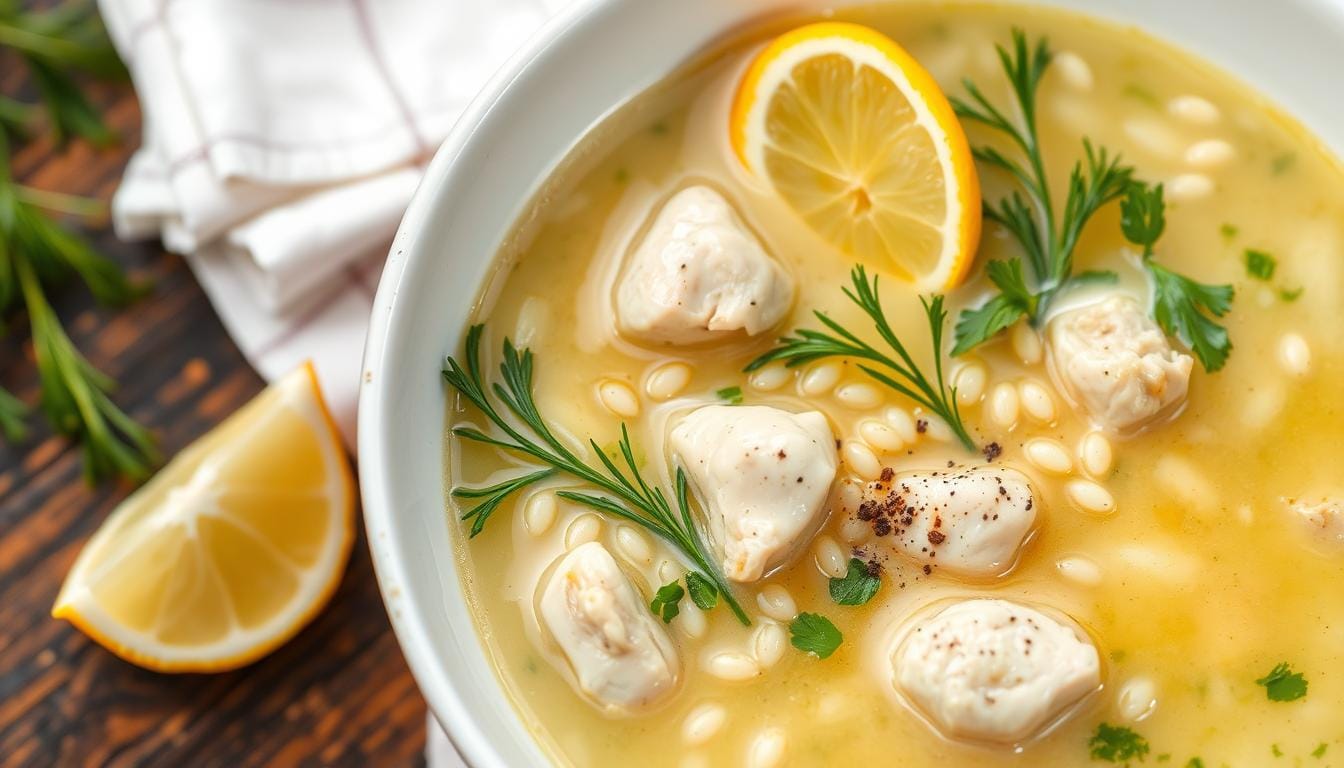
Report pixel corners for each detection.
[358,1,1344,765]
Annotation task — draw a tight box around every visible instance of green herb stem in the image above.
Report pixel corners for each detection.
[12,249,156,481]
[951,29,1233,372]
[443,325,750,625]
[0,2,151,484]
[950,29,1132,352]
[15,184,107,219]
[747,265,975,452]
[0,384,27,442]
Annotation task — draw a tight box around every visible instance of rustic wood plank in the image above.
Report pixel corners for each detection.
[0,53,427,768]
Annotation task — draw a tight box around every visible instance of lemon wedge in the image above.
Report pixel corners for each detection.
[52,362,354,672]
[730,22,981,290]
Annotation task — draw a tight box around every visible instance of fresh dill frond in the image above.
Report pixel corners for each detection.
[952,31,1131,290]
[951,29,1235,371]
[11,246,157,481]
[443,325,750,625]
[949,29,1131,349]
[0,5,155,483]
[0,3,127,145]
[746,265,975,452]
[0,383,27,442]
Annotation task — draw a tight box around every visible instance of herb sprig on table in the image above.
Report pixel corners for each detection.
[443,325,750,625]
[746,265,975,452]
[949,29,1233,370]
[0,3,158,482]
[0,2,127,145]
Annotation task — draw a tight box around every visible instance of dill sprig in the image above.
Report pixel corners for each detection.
[10,244,156,480]
[442,325,750,625]
[0,1,127,145]
[1,6,158,483]
[949,29,1132,353]
[949,29,1234,370]
[745,265,975,452]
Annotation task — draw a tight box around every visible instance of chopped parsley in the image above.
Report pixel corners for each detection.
[684,571,719,610]
[1257,662,1308,702]
[1313,743,1329,758]
[829,558,881,606]
[1271,152,1297,175]
[1089,722,1150,763]
[651,573,718,622]
[1279,286,1304,302]
[789,612,843,659]
[648,580,684,623]
[1272,743,1284,757]
[1244,249,1277,281]
[1185,758,1205,768]
[1219,223,1239,241]
[715,385,744,405]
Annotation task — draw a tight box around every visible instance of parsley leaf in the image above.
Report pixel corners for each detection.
[1256,662,1308,702]
[1219,223,1239,241]
[649,580,684,624]
[1148,262,1234,372]
[1279,286,1304,302]
[1120,179,1166,249]
[829,558,881,606]
[684,571,719,610]
[1244,249,1277,281]
[789,612,842,659]
[715,385,743,404]
[1089,722,1150,763]
[1313,743,1328,758]
[1186,758,1205,768]
[951,260,1035,355]
[1121,182,1234,372]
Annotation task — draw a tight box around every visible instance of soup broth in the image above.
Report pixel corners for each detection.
[445,3,1344,765]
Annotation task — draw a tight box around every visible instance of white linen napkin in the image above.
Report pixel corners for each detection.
[98,0,566,440]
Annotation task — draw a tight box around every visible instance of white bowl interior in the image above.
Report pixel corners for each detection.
[358,1,1344,766]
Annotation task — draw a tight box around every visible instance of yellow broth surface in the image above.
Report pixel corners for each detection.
[444,4,1344,765]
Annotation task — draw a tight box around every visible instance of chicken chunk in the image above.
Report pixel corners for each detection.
[670,405,837,582]
[615,185,794,344]
[1286,497,1344,549]
[538,542,679,715]
[892,599,1100,743]
[1047,295,1193,434]
[861,467,1037,578]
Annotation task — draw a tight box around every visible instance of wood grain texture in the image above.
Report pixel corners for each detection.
[0,58,427,768]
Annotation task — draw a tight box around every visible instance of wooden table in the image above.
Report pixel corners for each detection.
[0,65,427,767]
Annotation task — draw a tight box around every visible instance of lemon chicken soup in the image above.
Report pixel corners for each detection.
[441,4,1344,766]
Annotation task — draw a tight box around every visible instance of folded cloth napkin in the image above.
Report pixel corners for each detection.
[99,2,576,762]
[98,0,566,440]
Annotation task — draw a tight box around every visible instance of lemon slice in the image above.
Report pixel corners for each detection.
[730,22,981,290]
[52,363,354,672]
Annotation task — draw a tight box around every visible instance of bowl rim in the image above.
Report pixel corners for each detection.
[356,0,607,764]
